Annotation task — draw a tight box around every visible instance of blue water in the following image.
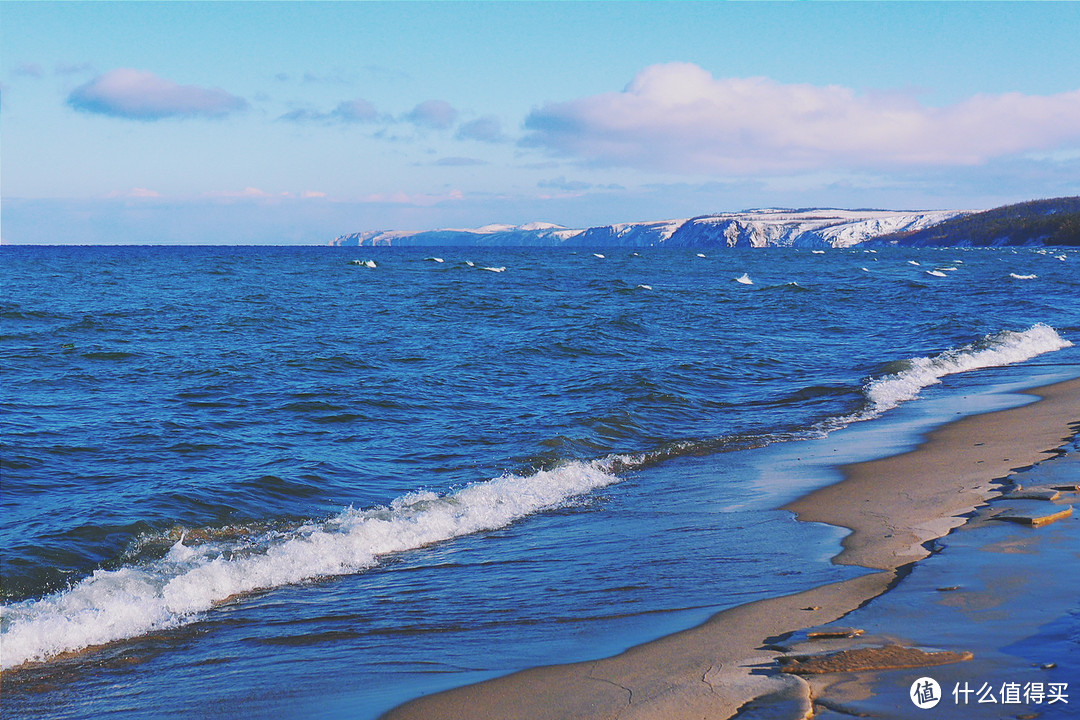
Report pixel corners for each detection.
[2,245,1078,719]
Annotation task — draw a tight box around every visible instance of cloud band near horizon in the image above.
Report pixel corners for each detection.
[522,62,1080,175]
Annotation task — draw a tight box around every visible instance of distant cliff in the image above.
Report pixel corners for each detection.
[868,197,1080,247]
[332,208,964,248]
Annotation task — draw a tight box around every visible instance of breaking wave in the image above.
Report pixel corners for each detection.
[0,458,630,670]
[859,323,1072,417]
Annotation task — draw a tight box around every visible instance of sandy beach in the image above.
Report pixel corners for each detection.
[384,377,1080,720]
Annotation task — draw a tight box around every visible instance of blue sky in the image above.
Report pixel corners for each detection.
[3,1,1080,244]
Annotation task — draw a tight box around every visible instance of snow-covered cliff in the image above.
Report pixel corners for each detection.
[331,208,965,248]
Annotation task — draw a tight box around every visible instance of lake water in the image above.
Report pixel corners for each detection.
[2,244,1078,718]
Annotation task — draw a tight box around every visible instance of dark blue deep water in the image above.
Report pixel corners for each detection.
[2,245,1078,718]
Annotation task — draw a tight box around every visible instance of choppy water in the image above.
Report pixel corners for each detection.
[2,245,1078,719]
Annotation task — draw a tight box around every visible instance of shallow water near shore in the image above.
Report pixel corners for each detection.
[2,245,1079,718]
[799,433,1080,719]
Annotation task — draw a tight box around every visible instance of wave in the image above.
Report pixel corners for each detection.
[762,281,811,293]
[1009,273,1038,280]
[858,323,1072,418]
[4,323,1071,671]
[0,458,628,671]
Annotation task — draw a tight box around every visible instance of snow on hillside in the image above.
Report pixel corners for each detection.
[331,209,967,248]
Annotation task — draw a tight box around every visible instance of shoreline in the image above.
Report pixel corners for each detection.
[383,377,1080,720]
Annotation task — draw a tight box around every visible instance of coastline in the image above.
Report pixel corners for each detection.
[383,376,1080,720]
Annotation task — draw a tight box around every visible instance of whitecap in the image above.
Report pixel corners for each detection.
[696,253,706,258]
[0,457,630,670]
[425,257,444,263]
[734,273,753,285]
[165,534,195,563]
[636,284,652,290]
[480,266,506,273]
[925,270,947,277]
[859,324,1072,418]
[593,253,605,259]
[907,260,921,266]
[812,250,825,254]
[1009,273,1038,280]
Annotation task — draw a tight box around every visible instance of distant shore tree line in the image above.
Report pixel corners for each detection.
[874,197,1080,247]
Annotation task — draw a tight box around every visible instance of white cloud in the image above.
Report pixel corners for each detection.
[278,98,382,124]
[68,68,247,120]
[522,62,1080,174]
[331,98,379,123]
[406,100,458,130]
[456,116,504,143]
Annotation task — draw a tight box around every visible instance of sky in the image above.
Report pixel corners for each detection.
[3,1,1080,244]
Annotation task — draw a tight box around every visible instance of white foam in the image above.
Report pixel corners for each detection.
[593,253,605,259]
[0,459,626,670]
[860,324,1072,417]
[925,270,948,277]
[811,250,825,254]
[734,273,753,285]
[425,257,444,263]
[636,284,652,290]
[907,260,921,266]
[464,260,475,267]
[696,253,706,258]
[480,266,506,273]
[1010,273,1038,280]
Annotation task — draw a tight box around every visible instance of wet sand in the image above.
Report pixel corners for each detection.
[781,438,1080,718]
[383,378,1080,720]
